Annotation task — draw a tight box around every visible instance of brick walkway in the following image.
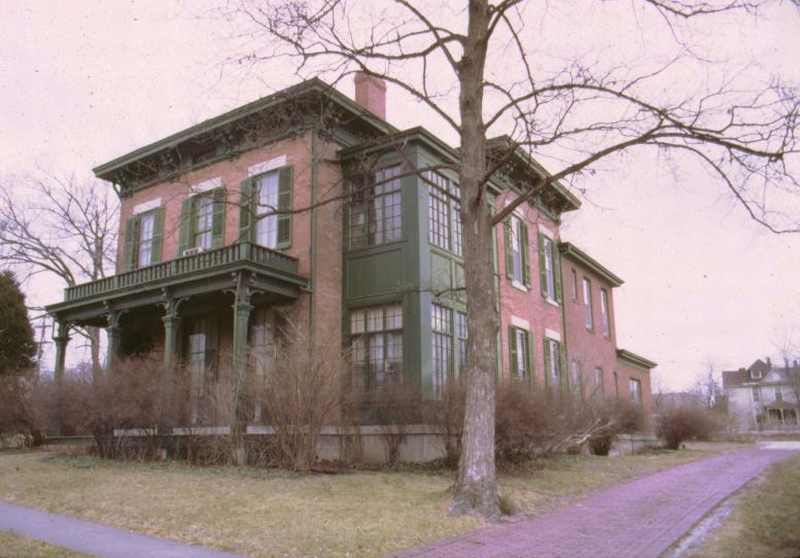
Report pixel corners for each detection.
[390,448,799,558]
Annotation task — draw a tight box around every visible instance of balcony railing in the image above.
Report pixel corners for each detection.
[64,242,301,302]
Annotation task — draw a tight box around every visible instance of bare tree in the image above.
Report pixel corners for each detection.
[217,0,800,519]
[0,172,119,378]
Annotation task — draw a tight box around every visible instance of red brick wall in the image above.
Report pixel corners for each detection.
[494,192,564,385]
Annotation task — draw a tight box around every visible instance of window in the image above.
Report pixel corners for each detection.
[431,304,453,398]
[613,371,619,397]
[571,269,578,301]
[600,289,611,338]
[249,308,278,423]
[752,387,760,402]
[630,378,642,406]
[178,188,226,255]
[239,167,293,250]
[122,208,164,270]
[509,326,533,379]
[594,367,605,401]
[350,304,403,390]
[774,386,783,402]
[504,215,530,287]
[544,338,562,389]
[539,234,562,302]
[427,172,462,257]
[456,311,467,377]
[583,278,594,330]
[347,165,402,250]
[184,315,218,425]
[570,359,582,399]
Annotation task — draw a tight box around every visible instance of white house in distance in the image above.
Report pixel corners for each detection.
[722,358,800,433]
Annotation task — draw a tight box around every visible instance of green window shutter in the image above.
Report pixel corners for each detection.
[177,197,194,256]
[122,217,136,271]
[508,326,518,377]
[503,219,513,279]
[238,178,254,243]
[543,339,552,388]
[558,342,566,385]
[151,207,165,264]
[277,166,293,249]
[538,233,547,298]
[521,221,530,287]
[553,246,563,303]
[211,188,226,249]
[526,331,536,384]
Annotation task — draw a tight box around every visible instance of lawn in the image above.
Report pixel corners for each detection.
[687,452,800,558]
[0,445,743,558]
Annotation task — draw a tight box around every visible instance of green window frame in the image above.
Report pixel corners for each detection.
[239,166,293,250]
[431,303,453,399]
[504,215,530,287]
[538,233,562,302]
[122,207,164,271]
[543,338,564,390]
[178,188,226,256]
[508,325,534,380]
[350,304,403,391]
[347,165,403,250]
[427,172,462,257]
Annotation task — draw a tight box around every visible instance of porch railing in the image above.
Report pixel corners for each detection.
[64,242,300,302]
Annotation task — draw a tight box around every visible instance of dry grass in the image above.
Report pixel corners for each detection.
[687,452,800,558]
[0,444,742,558]
[0,531,88,558]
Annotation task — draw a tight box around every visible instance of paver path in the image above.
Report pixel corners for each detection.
[0,501,243,558]
[390,447,800,558]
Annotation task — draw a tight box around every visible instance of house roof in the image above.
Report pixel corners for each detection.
[616,349,657,370]
[558,242,624,287]
[93,78,398,190]
[722,368,750,388]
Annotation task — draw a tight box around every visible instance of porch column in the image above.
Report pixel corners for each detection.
[104,308,123,375]
[52,321,71,437]
[161,296,183,379]
[232,272,254,465]
[52,321,71,390]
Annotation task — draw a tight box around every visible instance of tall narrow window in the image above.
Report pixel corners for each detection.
[350,304,403,390]
[630,378,642,406]
[431,304,453,398]
[178,188,225,256]
[122,207,164,270]
[239,167,293,250]
[195,194,214,249]
[583,278,594,330]
[427,172,462,257]
[752,387,760,402]
[456,311,467,377]
[509,326,532,379]
[539,234,562,303]
[571,269,578,301]
[594,367,605,402]
[184,315,218,425]
[570,359,582,399]
[347,165,402,250]
[544,338,562,389]
[504,216,530,287]
[600,289,611,338]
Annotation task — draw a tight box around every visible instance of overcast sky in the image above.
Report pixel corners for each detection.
[1,1,798,390]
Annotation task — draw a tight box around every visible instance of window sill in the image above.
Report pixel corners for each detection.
[545,297,560,308]
[511,280,529,293]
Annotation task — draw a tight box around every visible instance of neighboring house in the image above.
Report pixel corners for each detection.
[723,358,800,432]
[46,75,654,452]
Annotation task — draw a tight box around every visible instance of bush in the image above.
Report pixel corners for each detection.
[656,403,721,450]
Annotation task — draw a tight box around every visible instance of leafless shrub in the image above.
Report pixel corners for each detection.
[425,378,466,469]
[496,381,646,461]
[656,401,722,450]
[371,378,419,464]
[254,319,347,471]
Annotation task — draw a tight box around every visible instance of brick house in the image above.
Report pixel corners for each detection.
[46,75,654,453]
[723,358,800,432]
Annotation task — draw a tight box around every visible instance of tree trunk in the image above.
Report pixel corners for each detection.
[450,0,501,522]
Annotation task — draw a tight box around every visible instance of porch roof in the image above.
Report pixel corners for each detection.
[46,242,307,326]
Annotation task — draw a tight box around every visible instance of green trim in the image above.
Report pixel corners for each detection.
[617,349,657,371]
[94,79,396,182]
[558,242,624,287]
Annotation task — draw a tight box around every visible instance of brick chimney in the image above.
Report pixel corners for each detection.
[354,72,387,120]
